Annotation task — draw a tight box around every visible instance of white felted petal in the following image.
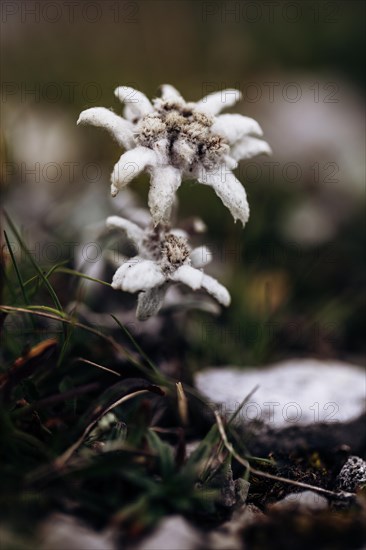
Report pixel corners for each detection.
[212,114,263,143]
[230,137,272,161]
[111,257,165,292]
[136,286,166,321]
[160,84,183,101]
[114,86,153,119]
[170,228,188,239]
[190,246,212,268]
[223,155,238,170]
[77,108,135,149]
[111,147,158,196]
[197,166,249,226]
[148,165,182,225]
[171,265,204,290]
[196,89,242,116]
[106,215,144,246]
[201,274,231,306]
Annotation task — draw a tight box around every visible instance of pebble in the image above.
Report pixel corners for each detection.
[336,455,366,492]
[39,514,116,550]
[136,516,203,550]
[270,490,329,512]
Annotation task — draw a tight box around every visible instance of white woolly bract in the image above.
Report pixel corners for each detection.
[230,136,273,161]
[111,147,157,196]
[195,89,242,115]
[197,166,250,226]
[212,114,263,143]
[160,84,183,101]
[106,216,144,247]
[114,86,153,119]
[190,246,212,268]
[201,274,231,306]
[148,165,182,225]
[111,258,165,292]
[77,107,135,149]
[136,287,166,321]
[171,265,204,290]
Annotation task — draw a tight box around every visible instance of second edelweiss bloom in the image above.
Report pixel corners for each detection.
[106,215,230,321]
[78,85,271,227]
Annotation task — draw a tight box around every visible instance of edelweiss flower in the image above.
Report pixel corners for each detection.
[106,215,230,320]
[78,85,271,226]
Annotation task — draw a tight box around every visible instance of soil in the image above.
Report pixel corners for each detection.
[234,414,366,549]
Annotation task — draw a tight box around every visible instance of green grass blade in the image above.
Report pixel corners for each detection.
[3,210,64,314]
[146,429,175,479]
[110,314,161,378]
[57,318,75,367]
[23,260,69,288]
[26,305,68,317]
[1,248,18,301]
[55,267,112,287]
[227,384,259,426]
[3,230,30,305]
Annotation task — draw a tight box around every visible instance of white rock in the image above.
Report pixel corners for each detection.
[195,359,365,428]
[136,516,203,550]
[270,491,328,512]
[209,504,263,550]
[39,514,116,550]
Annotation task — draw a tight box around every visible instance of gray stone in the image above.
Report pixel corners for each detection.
[206,462,250,509]
[234,479,250,507]
[336,455,366,492]
[136,516,203,550]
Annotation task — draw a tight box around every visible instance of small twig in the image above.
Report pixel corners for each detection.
[214,411,355,502]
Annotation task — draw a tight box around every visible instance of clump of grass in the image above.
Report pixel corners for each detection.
[1,213,355,544]
[0,213,253,540]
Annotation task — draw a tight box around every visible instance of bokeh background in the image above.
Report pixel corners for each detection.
[1,0,365,370]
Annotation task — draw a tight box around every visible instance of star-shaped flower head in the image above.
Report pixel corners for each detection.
[106,215,230,320]
[78,85,271,227]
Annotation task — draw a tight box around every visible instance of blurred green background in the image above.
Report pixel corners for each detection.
[1,0,365,368]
